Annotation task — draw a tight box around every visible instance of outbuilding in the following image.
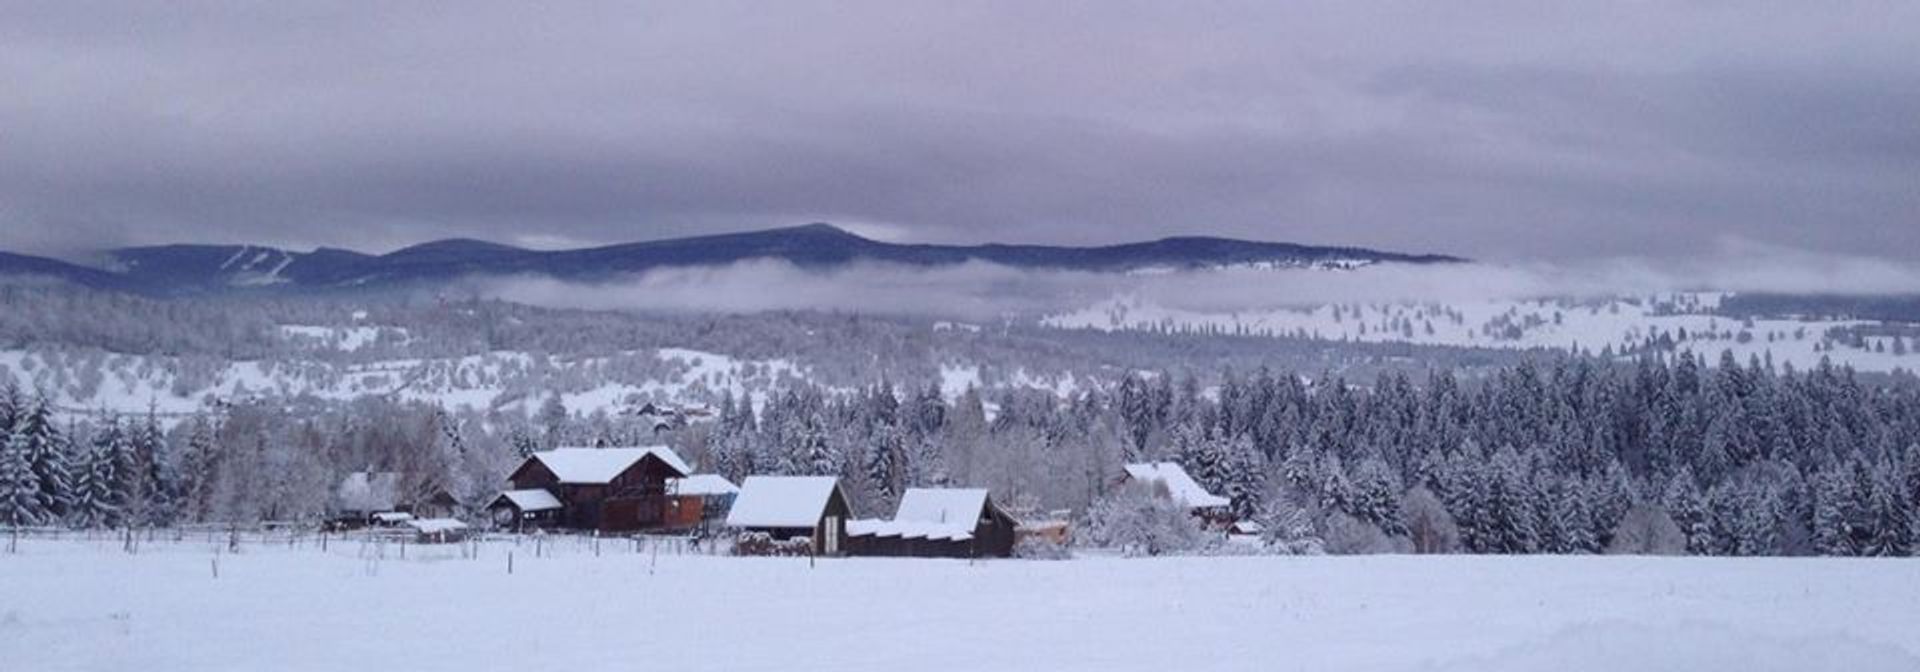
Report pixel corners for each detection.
[725,476,853,555]
[847,488,1020,558]
[1121,462,1234,526]
[488,488,564,531]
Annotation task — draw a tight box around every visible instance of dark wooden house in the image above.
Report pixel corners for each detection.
[502,447,692,532]
[724,476,853,555]
[847,488,1019,558]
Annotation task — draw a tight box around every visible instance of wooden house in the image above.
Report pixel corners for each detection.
[501,447,693,532]
[846,488,1020,558]
[724,476,853,555]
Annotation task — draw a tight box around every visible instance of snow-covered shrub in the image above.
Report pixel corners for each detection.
[1012,535,1072,560]
[1082,481,1206,556]
[1606,504,1687,556]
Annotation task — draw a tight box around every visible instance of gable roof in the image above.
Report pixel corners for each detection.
[492,488,563,512]
[847,488,996,542]
[1123,462,1230,509]
[668,474,740,497]
[525,447,692,484]
[725,476,843,529]
[336,472,402,512]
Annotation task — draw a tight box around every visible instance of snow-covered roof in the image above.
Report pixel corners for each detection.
[846,488,992,542]
[336,472,401,512]
[668,474,740,497]
[725,476,842,529]
[494,488,563,512]
[372,511,414,523]
[530,446,692,484]
[407,518,469,534]
[1123,462,1230,509]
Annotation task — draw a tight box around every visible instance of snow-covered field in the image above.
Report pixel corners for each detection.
[4,537,1918,671]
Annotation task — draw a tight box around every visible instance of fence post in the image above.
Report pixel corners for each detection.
[507,551,514,575]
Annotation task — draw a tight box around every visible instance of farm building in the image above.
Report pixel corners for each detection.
[1120,462,1234,526]
[847,488,1020,558]
[663,474,740,533]
[725,476,853,555]
[500,446,693,532]
[487,488,564,531]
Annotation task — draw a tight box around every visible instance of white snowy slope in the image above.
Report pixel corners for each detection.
[3,539,1917,672]
[1046,292,1919,373]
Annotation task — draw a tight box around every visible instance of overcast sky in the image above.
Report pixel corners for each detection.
[2,1,1915,260]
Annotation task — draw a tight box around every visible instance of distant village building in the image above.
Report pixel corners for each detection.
[725,476,853,555]
[664,474,740,533]
[499,447,693,532]
[1120,462,1234,526]
[847,488,1020,558]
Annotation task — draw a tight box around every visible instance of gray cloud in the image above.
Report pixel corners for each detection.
[2,2,1916,260]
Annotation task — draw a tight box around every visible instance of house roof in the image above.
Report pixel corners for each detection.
[528,446,692,484]
[1123,462,1231,509]
[336,472,401,512]
[668,474,740,497]
[493,488,563,512]
[725,476,843,529]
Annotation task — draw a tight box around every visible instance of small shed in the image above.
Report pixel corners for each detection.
[725,476,853,555]
[846,488,1020,558]
[405,517,471,544]
[488,488,564,531]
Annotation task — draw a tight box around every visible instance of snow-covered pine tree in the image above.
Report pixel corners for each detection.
[1663,468,1712,555]
[69,440,118,529]
[132,408,178,527]
[0,431,43,526]
[14,395,73,520]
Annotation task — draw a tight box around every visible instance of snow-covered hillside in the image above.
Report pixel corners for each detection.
[0,345,813,423]
[1047,292,1920,373]
[5,538,1917,672]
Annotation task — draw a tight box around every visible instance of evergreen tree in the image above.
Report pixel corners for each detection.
[0,432,44,526]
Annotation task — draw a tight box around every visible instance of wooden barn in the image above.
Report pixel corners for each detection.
[487,488,564,531]
[846,488,1020,559]
[501,447,693,532]
[725,476,853,555]
[1121,462,1234,527]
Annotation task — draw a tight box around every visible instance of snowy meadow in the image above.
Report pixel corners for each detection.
[4,534,1917,672]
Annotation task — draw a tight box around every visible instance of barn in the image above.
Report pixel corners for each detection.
[725,476,853,556]
[847,488,1020,558]
[1121,462,1234,526]
[500,447,693,532]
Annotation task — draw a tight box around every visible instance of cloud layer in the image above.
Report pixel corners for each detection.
[3,2,1917,260]
[475,241,1920,320]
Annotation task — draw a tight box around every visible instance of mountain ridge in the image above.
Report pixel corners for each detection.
[1,223,1466,297]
